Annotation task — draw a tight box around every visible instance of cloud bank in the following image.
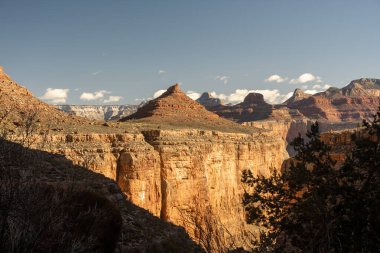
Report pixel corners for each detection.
[80,90,110,101]
[289,73,321,84]
[264,74,288,83]
[215,75,230,84]
[40,88,69,104]
[104,96,123,103]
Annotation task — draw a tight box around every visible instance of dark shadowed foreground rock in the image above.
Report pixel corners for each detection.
[0,138,202,253]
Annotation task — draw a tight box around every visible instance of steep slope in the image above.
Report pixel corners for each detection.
[0,67,87,129]
[283,88,312,105]
[120,84,252,132]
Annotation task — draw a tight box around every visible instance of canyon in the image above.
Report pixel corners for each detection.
[1,67,379,251]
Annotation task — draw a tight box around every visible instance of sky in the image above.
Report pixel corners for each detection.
[1,0,380,105]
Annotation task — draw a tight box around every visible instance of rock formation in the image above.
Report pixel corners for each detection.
[198,92,274,122]
[196,92,222,108]
[283,88,312,105]
[0,67,87,131]
[56,104,139,121]
[285,78,380,122]
[120,84,250,132]
[44,128,288,250]
[0,71,289,250]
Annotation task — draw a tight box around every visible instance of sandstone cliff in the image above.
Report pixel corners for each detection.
[43,128,288,250]
[1,70,290,251]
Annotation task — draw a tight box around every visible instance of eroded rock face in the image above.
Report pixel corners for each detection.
[201,92,274,122]
[196,92,223,108]
[286,78,380,122]
[121,84,222,123]
[42,128,288,250]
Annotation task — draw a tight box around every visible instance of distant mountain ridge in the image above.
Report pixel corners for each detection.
[56,104,139,121]
[197,78,380,123]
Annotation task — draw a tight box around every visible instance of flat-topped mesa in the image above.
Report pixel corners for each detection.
[242,92,268,106]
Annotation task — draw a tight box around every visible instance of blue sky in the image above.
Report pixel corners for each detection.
[1,0,379,104]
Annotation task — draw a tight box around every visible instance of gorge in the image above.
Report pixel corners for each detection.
[1,67,379,252]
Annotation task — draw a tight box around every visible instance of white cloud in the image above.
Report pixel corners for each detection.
[264,74,288,83]
[210,91,227,101]
[153,89,166,98]
[158,70,166,75]
[186,91,201,100]
[91,71,101,76]
[215,75,230,84]
[40,88,69,104]
[304,90,319,94]
[312,84,331,90]
[104,96,123,103]
[80,90,110,101]
[290,73,321,84]
[303,84,331,94]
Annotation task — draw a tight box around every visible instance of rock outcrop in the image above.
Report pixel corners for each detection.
[199,92,274,122]
[0,67,87,130]
[196,92,222,108]
[283,88,312,105]
[56,104,139,121]
[120,84,251,133]
[121,84,219,122]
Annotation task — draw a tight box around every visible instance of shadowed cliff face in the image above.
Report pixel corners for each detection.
[43,128,288,250]
[0,138,202,253]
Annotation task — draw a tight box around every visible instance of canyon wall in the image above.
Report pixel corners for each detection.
[244,119,358,155]
[44,128,288,249]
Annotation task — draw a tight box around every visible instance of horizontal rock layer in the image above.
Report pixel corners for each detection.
[42,127,289,249]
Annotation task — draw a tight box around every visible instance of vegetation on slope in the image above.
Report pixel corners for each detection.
[242,107,380,252]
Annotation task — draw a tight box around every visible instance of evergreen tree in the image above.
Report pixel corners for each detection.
[242,107,380,252]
